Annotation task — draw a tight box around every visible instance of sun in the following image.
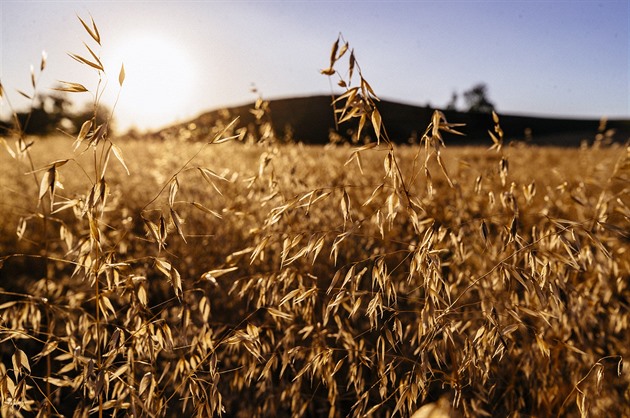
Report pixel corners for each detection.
[109,33,196,132]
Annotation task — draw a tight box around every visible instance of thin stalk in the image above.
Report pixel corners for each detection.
[94,237,103,417]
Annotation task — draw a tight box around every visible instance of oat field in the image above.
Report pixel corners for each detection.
[0,17,629,418]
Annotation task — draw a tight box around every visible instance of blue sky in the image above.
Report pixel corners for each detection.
[1,1,628,132]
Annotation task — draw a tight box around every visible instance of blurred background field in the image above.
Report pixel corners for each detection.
[2,134,626,267]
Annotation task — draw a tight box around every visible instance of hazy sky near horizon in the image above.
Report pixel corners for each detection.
[1,1,629,132]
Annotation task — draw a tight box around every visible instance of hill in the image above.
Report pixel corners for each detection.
[153,95,630,146]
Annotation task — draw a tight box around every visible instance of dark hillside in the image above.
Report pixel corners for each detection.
[155,95,630,146]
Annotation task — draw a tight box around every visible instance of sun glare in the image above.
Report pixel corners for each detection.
[110,33,196,132]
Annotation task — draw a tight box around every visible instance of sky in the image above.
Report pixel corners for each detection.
[1,0,629,133]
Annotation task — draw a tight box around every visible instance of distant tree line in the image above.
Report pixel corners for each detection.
[0,91,111,136]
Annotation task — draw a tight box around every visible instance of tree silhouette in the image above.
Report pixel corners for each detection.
[2,91,112,136]
[463,83,495,113]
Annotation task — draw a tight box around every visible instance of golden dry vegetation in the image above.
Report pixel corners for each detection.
[0,17,629,418]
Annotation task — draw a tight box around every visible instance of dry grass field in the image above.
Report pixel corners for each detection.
[1,16,629,418]
[1,133,628,417]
